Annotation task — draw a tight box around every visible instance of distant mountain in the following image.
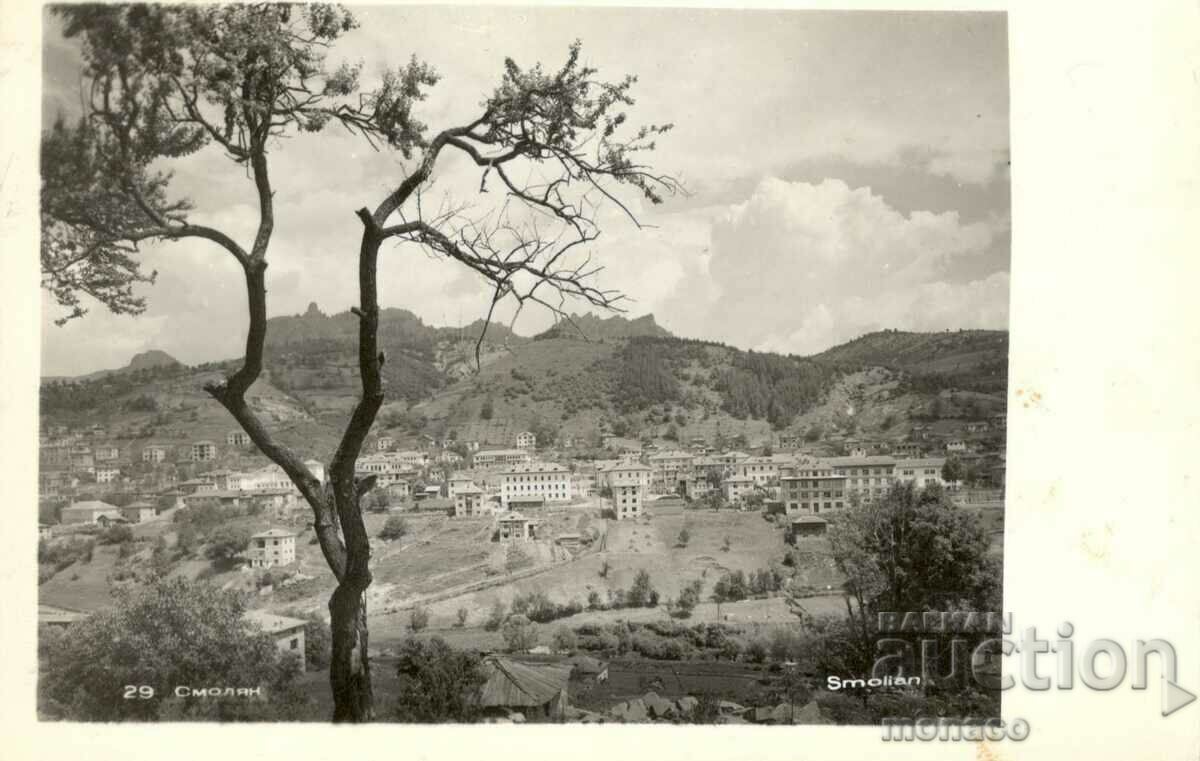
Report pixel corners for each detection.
[534,312,673,341]
[127,350,182,372]
[813,329,1007,373]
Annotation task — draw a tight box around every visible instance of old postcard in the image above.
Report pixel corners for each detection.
[2,1,1198,760]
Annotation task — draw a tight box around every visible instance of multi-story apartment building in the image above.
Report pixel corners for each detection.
[95,466,121,484]
[376,435,395,451]
[142,444,169,463]
[722,475,757,505]
[191,441,218,462]
[827,455,896,503]
[94,444,120,462]
[732,455,792,486]
[394,450,427,468]
[247,529,297,568]
[894,458,949,489]
[648,450,694,495]
[454,484,487,517]
[500,462,571,508]
[611,476,644,520]
[781,461,848,515]
[226,430,251,447]
[515,431,537,450]
[597,461,651,490]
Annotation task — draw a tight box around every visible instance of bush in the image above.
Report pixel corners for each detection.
[455,607,468,628]
[483,599,506,632]
[380,516,409,541]
[551,626,578,653]
[742,637,768,664]
[587,589,603,610]
[203,525,251,562]
[409,606,429,632]
[576,631,620,653]
[394,637,486,722]
[100,524,134,545]
[500,614,538,653]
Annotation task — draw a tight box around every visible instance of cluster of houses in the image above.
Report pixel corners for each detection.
[41,417,1001,551]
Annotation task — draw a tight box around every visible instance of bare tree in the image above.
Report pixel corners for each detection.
[40,4,677,722]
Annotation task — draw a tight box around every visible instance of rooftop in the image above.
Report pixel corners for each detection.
[252,528,297,538]
[244,609,307,634]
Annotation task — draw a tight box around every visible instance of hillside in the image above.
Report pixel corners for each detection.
[40,319,1009,457]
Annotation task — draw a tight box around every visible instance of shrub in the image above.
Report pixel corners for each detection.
[551,626,578,653]
[586,589,603,610]
[626,569,656,608]
[408,606,429,632]
[742,637,768,664]
[380,516,409,541]
[100,524,134,545]
[455,607,468,628]
[500,614,538,653]
[483,599,506,632]
[576,631,620,653]
[203,525,251,562]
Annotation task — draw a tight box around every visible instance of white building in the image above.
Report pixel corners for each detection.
[191,441,218,462]
[515,431,537,450]
[142,444,169,463]
[226,430,251,447]
[248,528,297,568]
[894,458,950,489]
[454,484,487,517]
[376,435,395,451]
[598,461,651,490]
[611,477,644,520]
[474,449,532,468]
[95,466,121,484]
[500,462,572,508]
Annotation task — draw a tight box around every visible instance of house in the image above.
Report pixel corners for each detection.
[647,450,694,494]
[191,440,218,461]
[721,475,756,505]
[611,477,644,520]
[965,421,990,434]
[376,435,395,451]
[827,455,897,504]
[226,430,251,447]
[597,461,652,490]
[94,444,120,462]
[894,458,949,489]
[385,480,411,501]
[142,444,169,463]
[946,440,968,453]
[244,610,306,672]
[787,515,829,542]
[478,656,572,721]
[894,442,924,458]
[500,462,571,509]
[60,500,122,525]
[497,511,538,542]
[454,483,487,517]
[39,523,54,541]
[733,455,790,486]
[515,431,537,450]
[95,466,122,484]
[394,450,427,469]
[247,528,297,568]
[120,501,156,523]
[780,462,847,515]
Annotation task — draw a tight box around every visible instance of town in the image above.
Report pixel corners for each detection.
[37,402,1006,723]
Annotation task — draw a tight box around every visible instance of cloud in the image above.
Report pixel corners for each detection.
[661,177,1009,355]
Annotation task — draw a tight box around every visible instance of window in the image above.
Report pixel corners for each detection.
[290,638,299,650]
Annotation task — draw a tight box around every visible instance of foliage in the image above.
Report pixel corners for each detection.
[38,578,309,720]
[408,606,429,632]
[483,599,507,632]
[455,607,469,628]
[98,524,134,545]
[379,516,409,541]
[676,527,690,548]
[203,524,251,562]
[551,626,578,653]
[626,569,657,608]
[394,637,486,723]
[500,614,539,653]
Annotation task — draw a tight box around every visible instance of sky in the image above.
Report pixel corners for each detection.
[40,6,1010,376]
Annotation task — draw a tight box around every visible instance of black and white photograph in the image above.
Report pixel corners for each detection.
[30,3,1016,725]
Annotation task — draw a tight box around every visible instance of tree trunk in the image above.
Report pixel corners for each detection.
[329,583,373,722]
